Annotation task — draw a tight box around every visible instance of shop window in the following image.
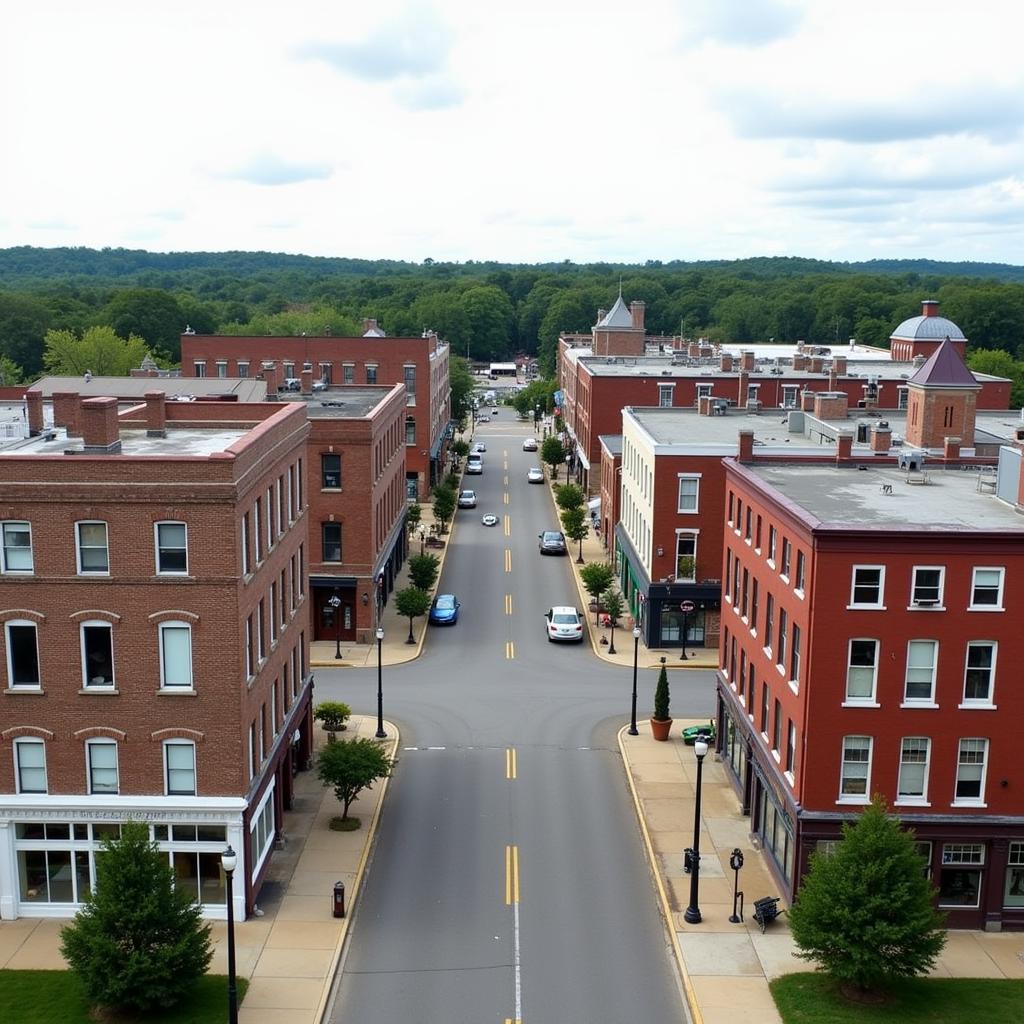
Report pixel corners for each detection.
[939,844,984,907]
[1004,843,1024,908]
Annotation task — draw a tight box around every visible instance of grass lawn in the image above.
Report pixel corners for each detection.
[771,973,1024,1024]
[0,971,248,1024]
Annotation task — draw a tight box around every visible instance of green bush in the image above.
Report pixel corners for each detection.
[314,700,352,738]
[653,665,670,721]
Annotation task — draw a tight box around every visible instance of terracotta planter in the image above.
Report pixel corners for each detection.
[650,717,672,741]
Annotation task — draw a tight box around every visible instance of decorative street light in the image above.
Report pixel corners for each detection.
[628,625,641,736]
[679,599,695,661]
[417,524,427,557]
[375,626,386,738]
[684,738,710,924]
[221,845,239,1024]
[328,593,342,660]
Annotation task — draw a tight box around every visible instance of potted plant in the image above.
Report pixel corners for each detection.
[677,555,696,582]
[651,665,672,741]
[314,700,352,742]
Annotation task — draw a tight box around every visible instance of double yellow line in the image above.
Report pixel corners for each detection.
[504,548,512,572]
[505,844,520,905]
[505,747,517,779]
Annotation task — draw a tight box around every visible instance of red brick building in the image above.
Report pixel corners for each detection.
[0,392,313,921]
[716,371,1024,930]
[181,326,452,499]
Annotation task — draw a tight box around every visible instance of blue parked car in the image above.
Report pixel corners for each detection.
[429,593,460,625]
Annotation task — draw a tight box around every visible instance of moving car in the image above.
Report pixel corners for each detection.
[458,489,477,508]
[545,606,584,643]
[429,594,460,626]
[481,514,499,527]
[473,442,487,453]
[538,530,567,555]
[522,438,538,451]
[527,468,544,484]
[466,456,483,475]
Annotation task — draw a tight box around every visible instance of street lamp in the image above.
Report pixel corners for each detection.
[375,626,386,738]
[628,626,641,736]
[328,593,342,659]
[417,524,427,557]
[679,599,695,661]
[221,845,239,1024]
[684,738,709,924]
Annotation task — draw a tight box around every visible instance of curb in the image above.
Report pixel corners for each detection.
[618,725,702,1024]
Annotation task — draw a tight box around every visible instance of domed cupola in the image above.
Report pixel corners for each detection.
[890,300,967,362]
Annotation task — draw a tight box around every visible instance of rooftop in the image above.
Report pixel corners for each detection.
[278,386,396,418]
[746,462,1021,533]
[28,375,268,402]
[1,425,249,458]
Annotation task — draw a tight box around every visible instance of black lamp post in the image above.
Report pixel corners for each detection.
[684,738,709,924]
[375,626,386,738]
[221,845,239,1024]
[328,592,342,659]
[628,625,641,735]
[679,599,694,661]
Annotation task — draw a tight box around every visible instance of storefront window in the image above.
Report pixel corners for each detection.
[758,788,794,880]
[939,843,984,907]
[1004,842,1024,908]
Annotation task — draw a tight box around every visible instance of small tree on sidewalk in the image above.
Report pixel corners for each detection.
[432,485,457,533]
[561,505,589,562]
[60,822,212,1014]
[788,795,946,999]
[541,436,566,480]
[317,736,394,825]
[395,585,431,644]
[554,482,585,512]
[408,552,440,591]
[406,503,422,534]
[603,590,625,653]
[579,561,616,620]
[314,700,352,741]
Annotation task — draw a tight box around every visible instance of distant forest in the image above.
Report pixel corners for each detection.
[3,246,1024,383]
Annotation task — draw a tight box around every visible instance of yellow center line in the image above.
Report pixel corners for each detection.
[505,640,515,659]
[504,548,512,572]
[505,747,517,779]
[504,474,509,486]
[505,844,520,904]
[504,491,509,505]
[505,593,512,615]
[504,515,511,536]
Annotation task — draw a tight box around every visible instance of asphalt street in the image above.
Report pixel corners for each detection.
[319,414,717,1023]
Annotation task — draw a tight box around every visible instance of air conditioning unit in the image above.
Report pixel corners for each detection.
[912,598,938,607]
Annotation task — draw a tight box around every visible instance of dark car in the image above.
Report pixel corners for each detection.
[429,594,460,625]
[538,530,567,555]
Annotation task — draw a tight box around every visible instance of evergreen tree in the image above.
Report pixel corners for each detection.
[652,665,671,722]
[788,796,946,995]
[60,822,212,1013]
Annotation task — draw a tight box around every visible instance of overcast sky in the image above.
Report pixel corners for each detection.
[3,0,1023,265]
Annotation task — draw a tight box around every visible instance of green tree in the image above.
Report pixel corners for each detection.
[579,561,616,618]
[408,552,440,591]
[99,288,186,361]
[59,822,212,1014]
[394,585,432,644]
[0,291,51,375]
[406,502,422,533]
[602,589,625,653]
[314,700,352,740]
[554,482,585,512]
[653,665,670,721]
[0,354,27,385]
[788,795,946,997]
[968,348,1024,407]
[316,736,393,821]
[432,485,457,533]
[448,355,476,425]
[541,436,566,480]
[43,325,151,377]
[450,439,470,465]
[561,505,589,563]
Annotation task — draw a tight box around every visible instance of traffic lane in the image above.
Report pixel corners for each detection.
[328,746,517,1024]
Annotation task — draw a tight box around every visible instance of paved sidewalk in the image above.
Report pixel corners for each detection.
[0,716,399,1024]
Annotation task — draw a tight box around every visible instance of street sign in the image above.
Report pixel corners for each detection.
[680,600,695,613]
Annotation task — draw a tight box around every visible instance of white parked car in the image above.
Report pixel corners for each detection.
[527,467,544,484]
[458,489,477,508]
[473,442,487,453]
[466,457,483,475]
[545,606,584,643]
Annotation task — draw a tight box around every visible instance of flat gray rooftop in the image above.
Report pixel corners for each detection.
[749,462,1024,533]
[1,426,248,458]
[29,375,267,402]
[278,387,393,418]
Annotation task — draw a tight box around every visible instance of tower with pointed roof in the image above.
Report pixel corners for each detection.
[904,337,981,449]
[591,292,646,357]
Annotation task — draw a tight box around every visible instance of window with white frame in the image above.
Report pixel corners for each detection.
[1004,842,1024,908]
[366,363,378,384]
[780,539,792,578]
[164,741,196,795]
[897,737,930,803]
[845,639,878,702]
[658,384,674,408]
[954,738,988,804]
[245,616,254,679]
[343,363,354,385]
[839,735,872,800]
[850,565,884,607]
[897,387,909,410]
[87,740,119,794]
[696,383,712,403]
[159,623,193,689]
[782,385,799,408]
[911,566,943,607]
[794,551,805,592]
[241,512,250,576]
[5,621,40,688]
[216,361,227,378]
[254,501,263,563]
[767,526,777,564]
[904,640,938,704]
[2,521,33,573]
[677,475,699,513]
[14,738,47,794]
[789,624,801,686]
[404,364,417,404]
[764,595,774,656]
[194,361,207,378]
[237,361,249,378]
[155,522,188,574]
[970,568,1004,609]
[250,784,276,879]
[939,843,984,907]
[962,642,996,705]
[81,622,114,688]
[676,532,696,580]
[776,608,788,671]
[76,521,109,574]
[405,417,416,445]
[284,362,296,379]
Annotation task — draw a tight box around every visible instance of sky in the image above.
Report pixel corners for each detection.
[3,0,1024,266]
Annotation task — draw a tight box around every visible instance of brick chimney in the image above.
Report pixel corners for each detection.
[792,353,808,371]
[833,356,847,376]
[688,342,701,358]
[944,436,962,460]
[922,299,940,317]
[813,392,849,419]
[81,397,121,454]
[630,300,646,330]
[801,390,816,412]
[720,352,734,372]
[741,351,755,372]
[144,391,166,438]
[301,365,314,395]
[698,396,713,416]
[52,391,81,436]
[809,356,824,374]
[870,424,892,452]
[836,431,853,460]
[261,361,280,396]
[737,370,748,405]
[828,370,838,390]
[25,390,44,436]
[738,430,754,461]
